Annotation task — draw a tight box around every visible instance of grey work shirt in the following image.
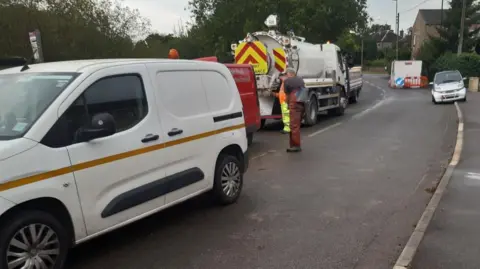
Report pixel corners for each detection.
[284,76,305,94]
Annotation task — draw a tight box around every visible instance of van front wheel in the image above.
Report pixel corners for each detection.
[0,210,69,269]
[212,154,243,205]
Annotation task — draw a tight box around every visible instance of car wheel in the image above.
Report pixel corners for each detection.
[0,210,69,269]
[461,96,467,102]
[431,95,437,104]
[212,154,243,205]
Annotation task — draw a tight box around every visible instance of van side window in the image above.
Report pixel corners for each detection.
[155,71,209,118]
[41,74,148,148]
[201,71,233,112]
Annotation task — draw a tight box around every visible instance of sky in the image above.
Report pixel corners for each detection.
[123,0,446,35]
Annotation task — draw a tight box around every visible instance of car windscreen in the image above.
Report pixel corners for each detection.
[0,72,79,140]
[434,71,462,85]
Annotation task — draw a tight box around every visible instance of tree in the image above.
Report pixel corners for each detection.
[416,37,448,78]
[369,24,391,34]
[437,0,480,53]
[0,0,151,61]
[187,0,369,60]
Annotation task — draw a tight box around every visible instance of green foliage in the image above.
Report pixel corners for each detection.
[0,0,370,62]
[437,0,480,52]
[336,31,360,54]
[416,38,449,78]
[431,53,480,79]
[366,59,386,67]
[187,0,369,59]
[0,0,151,61]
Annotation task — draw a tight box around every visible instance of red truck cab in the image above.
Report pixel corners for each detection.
[195,57,261,145]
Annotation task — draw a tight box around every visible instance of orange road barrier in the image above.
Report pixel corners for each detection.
[404,76,429,88]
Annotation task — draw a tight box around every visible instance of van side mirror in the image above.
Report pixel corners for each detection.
[76,113,116,142]
[429,82,433,85]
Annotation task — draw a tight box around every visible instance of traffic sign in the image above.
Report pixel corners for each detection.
[395,77,405,87]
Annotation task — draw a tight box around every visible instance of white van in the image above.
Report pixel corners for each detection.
[0,59,248,268]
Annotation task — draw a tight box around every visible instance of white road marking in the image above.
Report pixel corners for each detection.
[307,122,343,137]
[465,172,480,180]
[351,97,390,120]
[251,152,268,160]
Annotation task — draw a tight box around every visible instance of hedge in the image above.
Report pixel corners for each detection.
[430,53,480,80]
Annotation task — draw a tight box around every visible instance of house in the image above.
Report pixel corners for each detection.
[411,9,446,59]
[372,30,400,50]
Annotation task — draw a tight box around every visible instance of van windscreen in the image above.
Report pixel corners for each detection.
[0,72,78,140]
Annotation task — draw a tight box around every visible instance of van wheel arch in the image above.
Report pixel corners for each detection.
[218,144,245,172]
[0,197,76,247]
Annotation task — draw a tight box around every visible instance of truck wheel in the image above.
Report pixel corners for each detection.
[260,119,266,129]
[303,95,318,126]
[212,154,243,205]
[328,88,347,116]
[349,89,358,104]
[0,210,70,269]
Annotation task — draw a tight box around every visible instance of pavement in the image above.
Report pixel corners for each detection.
[67,75,458,269]
[412,92,480,269]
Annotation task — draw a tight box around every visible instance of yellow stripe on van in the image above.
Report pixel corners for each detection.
[0,124,245,192]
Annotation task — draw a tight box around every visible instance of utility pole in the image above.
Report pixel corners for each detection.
[457,0,467,55]
[440,0,444,26]
[361,38,364,69]
[394,0,399,60]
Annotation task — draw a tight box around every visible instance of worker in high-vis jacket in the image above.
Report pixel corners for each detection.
[274,77,290,134]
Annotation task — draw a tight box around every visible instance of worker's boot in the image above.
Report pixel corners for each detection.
[286,147,302,153]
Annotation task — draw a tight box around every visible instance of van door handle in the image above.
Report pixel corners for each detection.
[168,128,183,136]
[141,134,159,143]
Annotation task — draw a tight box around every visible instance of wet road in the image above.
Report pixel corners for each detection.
[68,75,457,269]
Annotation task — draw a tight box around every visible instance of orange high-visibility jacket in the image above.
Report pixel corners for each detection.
[275,81,287,104]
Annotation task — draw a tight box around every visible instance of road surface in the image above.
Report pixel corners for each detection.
[67,75,457,269]
[412,93,480,269]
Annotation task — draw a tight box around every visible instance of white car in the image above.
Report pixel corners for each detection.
[0,59,248,269]
[431,70,467,104]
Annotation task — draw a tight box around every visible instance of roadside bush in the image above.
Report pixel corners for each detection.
[416,37,448,79]
[366,59,386,67]
[431,53,480,79]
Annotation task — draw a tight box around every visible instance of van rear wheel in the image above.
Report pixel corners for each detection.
[212,154,243,205]
[0,210,69,269]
